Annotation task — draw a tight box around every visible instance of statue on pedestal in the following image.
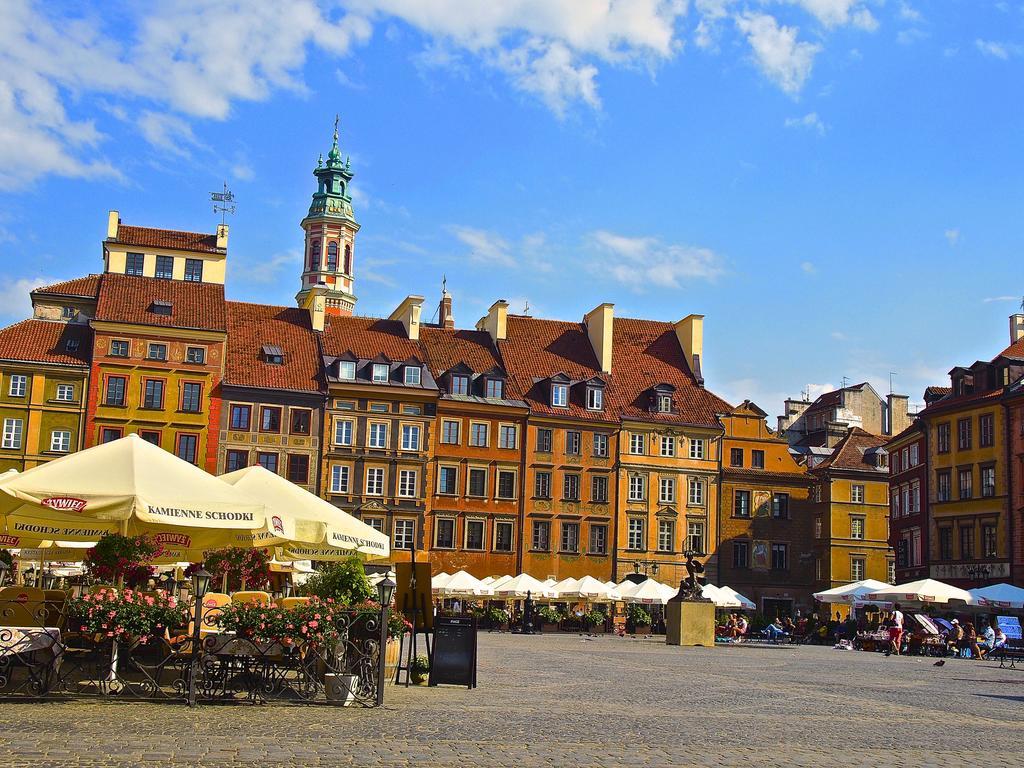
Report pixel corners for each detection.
[673,550,711,602]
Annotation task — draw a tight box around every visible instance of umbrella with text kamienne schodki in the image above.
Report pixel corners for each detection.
[0,434,275,552]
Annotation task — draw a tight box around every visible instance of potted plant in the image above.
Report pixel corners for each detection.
[68,587,188,645]
[482,605,509,631]
[410,654,430,685]
[298,557,374,604]
[626,604,652,634]
[537,605,562,632]
[582,608,607,633]
[192,547,271,593]
[83,534,164,588]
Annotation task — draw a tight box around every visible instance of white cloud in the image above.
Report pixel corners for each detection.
[0,275,57,320]
[830,330,847,340]
[983,296,1019,304]
[138,111,205,157]
[944,228,960,247]
[975,39,1022,60]
[806,382,837,400]
[734,13,822,95]
[899,3,922,22]
[237,249,301,284]
[800,261,817,274]
[785,111,827,135]
[897,28,928,45]
[790,0,876,29]
[450,226,515,267]
[588,229,725,290]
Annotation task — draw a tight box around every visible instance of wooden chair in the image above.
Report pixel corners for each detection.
[231,591,272,607]
[279,597,311,610]
[0,586,46,627]
[43,590,67,629]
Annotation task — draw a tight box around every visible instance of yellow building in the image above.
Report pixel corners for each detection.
[811,428,894,592]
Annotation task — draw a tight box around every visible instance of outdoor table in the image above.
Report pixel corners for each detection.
[196,632,305,702]
[0,627,64,690]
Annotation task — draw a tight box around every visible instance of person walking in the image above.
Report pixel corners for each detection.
[890,603,905,655]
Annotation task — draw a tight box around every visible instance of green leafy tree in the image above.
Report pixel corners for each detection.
[298,557,374,606]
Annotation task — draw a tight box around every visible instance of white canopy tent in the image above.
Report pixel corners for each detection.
[434,570,493,598]
[556,575,619,601]
[494,573,554,599]
[716,586,756,610]
[866,578,976,607]
[968,583,1024,610]
[813,579,892,604]
[622,578,674,605]
[615,579,641,599]
[431,572,453,593]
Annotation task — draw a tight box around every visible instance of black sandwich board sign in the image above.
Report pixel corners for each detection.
[429,615,478,689]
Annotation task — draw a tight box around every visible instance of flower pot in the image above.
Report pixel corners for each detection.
[325,673,359,705]
[542,622,560,633]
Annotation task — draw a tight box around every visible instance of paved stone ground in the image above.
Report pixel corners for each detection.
[1,634,1022,766]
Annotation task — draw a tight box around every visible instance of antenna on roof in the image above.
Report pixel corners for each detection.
[211,182,236,226]
[889,371,898,395]
[841,376,849,388]
[523,300,530,315]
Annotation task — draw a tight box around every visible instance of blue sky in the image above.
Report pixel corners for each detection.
[1,0,1022,418]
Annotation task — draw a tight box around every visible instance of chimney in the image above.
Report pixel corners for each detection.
[1011,313,1024,345]
[887,393,910,436]
[674,313,704,386]
[439,289,454,329]
[300,286,326,332]
[476,300,509,343]
[106,210,119,239]
[583,303,614,374]
[389,295,424,340]
[216,223,229,250]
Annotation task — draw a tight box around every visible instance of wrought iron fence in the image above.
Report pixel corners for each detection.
[0,594,386,707]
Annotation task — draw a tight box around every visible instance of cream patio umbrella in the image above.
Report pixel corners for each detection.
[969,583,1024,610]
[493,573,553,599]
[219,465,389,561]
[865,578,976,607]
[813,579,892,604]
[0,435,267,549]
[436,570,492,598]
[622,578,673,605]
[615,579,642,599]
[557,575,618,601]
[717,586,756,610]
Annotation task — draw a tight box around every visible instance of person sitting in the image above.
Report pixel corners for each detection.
[781,616,796,635]
[963,622,981,659]
[764,618,788,642]
[978,621,996,660]
[717,613,738,638]
[945,619,963,655]
[993,624,1007,653]
[734,614,749,642]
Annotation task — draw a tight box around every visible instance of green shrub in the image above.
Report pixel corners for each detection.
[298,557,374,605]
[537,605,562,624]
[626,604,652,626]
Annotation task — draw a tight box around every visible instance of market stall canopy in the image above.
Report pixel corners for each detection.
[493,573,553,599]
[556,575,619,601]
[431,572,453,593]
[716,586,756,610]
[0,435,267,549]
[968,583,1024,610]
[813,579,892,604]
[435,570,492,597]
[219,465,389,561]
[615,580,641,599]
[866,578,976,606]
[623,578,674,605]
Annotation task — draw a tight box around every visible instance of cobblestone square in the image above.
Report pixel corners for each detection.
[1,633,1022,767]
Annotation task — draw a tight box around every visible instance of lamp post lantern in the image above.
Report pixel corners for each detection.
[375,576,396,707]
[187,567,212,707]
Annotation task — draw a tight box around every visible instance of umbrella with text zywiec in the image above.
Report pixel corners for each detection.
[218,465,389,562]
[865,578,977,607]
[968,583,1024,610]
[813,579,892,604]
[0,434,267,550]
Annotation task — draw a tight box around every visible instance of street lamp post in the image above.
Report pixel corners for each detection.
[187,567,212,708]
[375,577,396,707]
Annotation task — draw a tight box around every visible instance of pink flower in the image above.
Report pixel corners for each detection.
[308,620,318,629]
[313,614,321,621]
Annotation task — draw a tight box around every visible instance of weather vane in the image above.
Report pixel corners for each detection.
[210,182,237,225]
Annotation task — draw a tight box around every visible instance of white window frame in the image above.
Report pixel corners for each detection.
[330,465,350,493]
[658,520,675,553]
[334,419,353,446]
[440,419,461,445]
[469,421,489,447]
[586,387,603,410]
[338,360,356,380]
[851,484,865,503]
[660,436,675,457]
[909,444,919,466]
[851,516,865,540]
[2,418,23,449]
[687,521,705,554]
[368,422,388,449]
[628,473,646,502]
[398,469,418,498]
[659,477,675,504]
[8,375,26,397]
[689,438,705,459]
[551,383,568,408]
[372,363,389,383]
[498,424,517,450]
[629,433,645,455]
[851,556,866,581]
[55,384,74,402]
[365,467,384,496]
[593,433,609,458]
[403,366,421,386]
[393,519,415,550]
[50,429,71,453]
[401,424,421,451]
[627,518,645,550]
[688,478,705,506]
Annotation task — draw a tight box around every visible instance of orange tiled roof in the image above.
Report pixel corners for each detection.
[321,316,423,360]
[225,302,322,393]
[95,273,226,332]
[0,320,91,366]
[419,326,502,376]
[814,427,888,472]
[609,317,731,427]
[30,275,101,299]
[111,224,221,254]
[1000,337,1024,359]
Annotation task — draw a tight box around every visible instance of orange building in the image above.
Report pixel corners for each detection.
[717,401,814,616]
[419,294,528,577]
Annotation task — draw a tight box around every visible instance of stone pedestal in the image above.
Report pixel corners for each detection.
[665,600,716,647]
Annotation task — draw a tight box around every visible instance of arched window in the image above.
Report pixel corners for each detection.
[344,244,352,274]
[309,240,320,270]
[327,242,338,271]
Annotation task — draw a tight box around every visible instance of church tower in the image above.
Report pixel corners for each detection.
[296,117,359,316]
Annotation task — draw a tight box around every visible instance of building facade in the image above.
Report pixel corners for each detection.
[886,421,929,584]
[217,302,325,494]
[718,401,814,616]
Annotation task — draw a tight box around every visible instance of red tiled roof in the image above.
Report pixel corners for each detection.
[917,386,1004,418]
[95,273,226,332]
[0,320,91,366]
[805,382,869,412]
[225,302,322,393]
[609,317,730,427]
[30,275,101,299]
[419,326,502,376]
[924,386,952,398]
[1000,337,1024,359]
[814,427,888,472]
[321,316,422,360]
[111,224,221,254]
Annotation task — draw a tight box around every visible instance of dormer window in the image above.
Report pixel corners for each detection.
[262,345,285,365]
[338,360,356,380]
[485,378,504,399]
[551,383,568,408]
[658,395,672,413]
[450,375,469,395]
[155,255,173,280]
[65,338,80,352]
[404,365,421,386]
[587,387,603,410]
[149,300,172,316]
[372,363,389,383]
[61,306,75,319]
